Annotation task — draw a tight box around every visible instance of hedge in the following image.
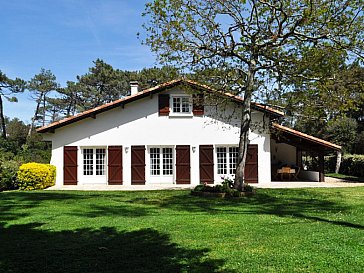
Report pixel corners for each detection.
[0,160,21,191]
[339,154,364,178]
[325,154,364,177]
[17,162,56,190]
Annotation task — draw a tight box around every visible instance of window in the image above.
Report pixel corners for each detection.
[172,96,191,114]
[150,147,173,176]
[83,148,106,176]
[217,147,227,174]
[217,146,239,175]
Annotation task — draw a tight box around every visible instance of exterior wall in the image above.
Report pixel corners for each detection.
[270,140,296,166]
[43,87,272,186]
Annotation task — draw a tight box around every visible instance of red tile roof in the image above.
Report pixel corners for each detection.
[272,123,342,151]
[37,79,284,133]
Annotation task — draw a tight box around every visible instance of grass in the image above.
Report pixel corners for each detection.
[1,188,364,273]
[326,173,364,182]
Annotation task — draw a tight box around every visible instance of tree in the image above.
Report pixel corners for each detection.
[0,71,26,139]
[76,59,130,111]
[28,69,59,136]
[143,0,364,190]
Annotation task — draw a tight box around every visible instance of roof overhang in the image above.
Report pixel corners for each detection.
[37,79,284,134]
[271,123,342,152]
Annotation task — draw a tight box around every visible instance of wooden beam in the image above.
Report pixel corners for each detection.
[318,153,325,182]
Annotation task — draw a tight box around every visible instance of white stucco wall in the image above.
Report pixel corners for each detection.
[270,140,296,166]
[43,87,272,186]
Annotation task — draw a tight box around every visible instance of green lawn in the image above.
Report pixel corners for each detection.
[326,173,364,182]
[1,188,363,273]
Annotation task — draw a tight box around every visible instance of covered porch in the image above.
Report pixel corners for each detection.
[270,123,342,182]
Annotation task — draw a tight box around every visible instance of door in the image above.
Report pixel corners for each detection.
[108,146,123,185]
[245,144,258,183]
[176,145,191,184]
[199,145,214,184]
[131,145,145,185]
[64,146,77,185]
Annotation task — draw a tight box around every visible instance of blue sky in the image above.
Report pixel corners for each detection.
[0,0,156,123]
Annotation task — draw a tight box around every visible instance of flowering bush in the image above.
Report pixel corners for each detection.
[17,162,56,190]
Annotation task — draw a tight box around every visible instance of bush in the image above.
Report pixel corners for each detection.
[340,154,364,178]
[17,163,56,190]
[0,160,21,191]
[192,178,255,195]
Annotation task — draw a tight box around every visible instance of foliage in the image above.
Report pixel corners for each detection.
[192,178,255,196]
[325,154,364,177]
[324,117,358,153]
[17,162,56,190]
[1,189,364,272]
[0,70,26,138]
[339,154,364,178]
[28,68,59,133]
[0,160,20,191]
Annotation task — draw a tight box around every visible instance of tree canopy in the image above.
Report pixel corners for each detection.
[143,0,364,189]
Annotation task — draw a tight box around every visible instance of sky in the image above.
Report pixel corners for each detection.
[0,0,157,123]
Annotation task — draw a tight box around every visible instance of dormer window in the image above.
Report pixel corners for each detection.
[172,96,191,114]
[158,93,204,116]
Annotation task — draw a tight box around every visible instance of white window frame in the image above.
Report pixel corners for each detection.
[170,95,192,116]
[149,146,174,176]
[216,146,239,177]
[81,147,107,177]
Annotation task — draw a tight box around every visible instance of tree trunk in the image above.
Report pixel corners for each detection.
[28,94,42,137]
[0,95,7,139]
[335,151,342,174]
[234,63,256,191]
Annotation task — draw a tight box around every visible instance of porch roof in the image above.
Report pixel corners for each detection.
[271,123,342,152]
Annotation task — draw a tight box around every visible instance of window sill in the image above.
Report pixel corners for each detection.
[168,113,193,118]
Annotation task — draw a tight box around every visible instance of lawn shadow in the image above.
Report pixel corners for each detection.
[0,222,234,273]
[152,189,364,230]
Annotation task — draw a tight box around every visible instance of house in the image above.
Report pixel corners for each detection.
[37,79,341,187]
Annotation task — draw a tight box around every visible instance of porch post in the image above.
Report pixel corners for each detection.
[318,152,325,182]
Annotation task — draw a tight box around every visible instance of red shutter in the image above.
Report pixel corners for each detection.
[108,146,123,185]
[64,146,77,185]
[199,145,214,184]
[158,94,170,116]
[193,94,204,115]
[131,145,145,185]
[244,144,258,184]
[176,145,191,184]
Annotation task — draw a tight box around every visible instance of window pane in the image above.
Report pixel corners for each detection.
[229,147,239,175]
[150,148,160,175]
[173,97,181,113]
[83,148,94,175]
[181,97,190,113]
[162,148,173,175]
[217,147,227,175]
[96,148,106,175]
[172,96,190,113]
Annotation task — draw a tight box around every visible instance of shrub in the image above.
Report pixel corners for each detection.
[340,154,364,178]
[17,162,56,190]
[0,160,21,191]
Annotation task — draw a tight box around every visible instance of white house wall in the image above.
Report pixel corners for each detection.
[44,87,272,186]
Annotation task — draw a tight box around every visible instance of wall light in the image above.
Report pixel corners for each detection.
[192,146,196,153]
[125,146,129,153]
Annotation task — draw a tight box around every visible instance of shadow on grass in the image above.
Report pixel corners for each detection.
[0,223,233,273]
[152,189,364,230]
